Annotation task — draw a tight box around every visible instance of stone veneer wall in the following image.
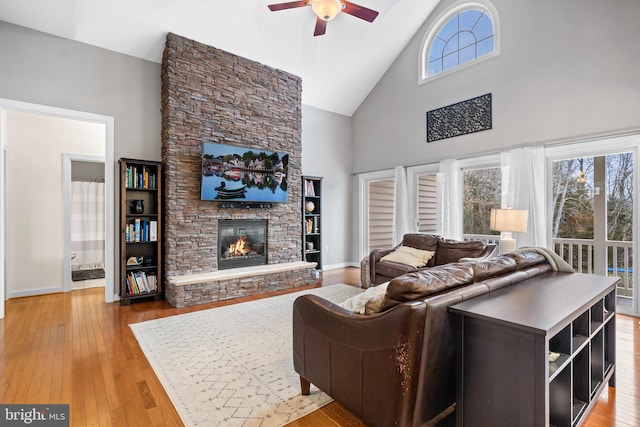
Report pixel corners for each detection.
[161,33,305,302]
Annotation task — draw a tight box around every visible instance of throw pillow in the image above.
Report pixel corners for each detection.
[396,246,436,265]
[339,282,389,314]
[380,246,435,268]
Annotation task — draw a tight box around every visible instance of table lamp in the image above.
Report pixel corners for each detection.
[490,208,528,254]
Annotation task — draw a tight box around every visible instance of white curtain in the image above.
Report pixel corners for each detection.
[71,181,105,270]
[437,159,463,240]
[501,146,547,248]
[392,166,413,245]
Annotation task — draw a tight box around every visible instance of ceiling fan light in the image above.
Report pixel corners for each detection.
[311,0,343,21]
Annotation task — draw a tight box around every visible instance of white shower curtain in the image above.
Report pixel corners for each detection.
[71,181,105,271]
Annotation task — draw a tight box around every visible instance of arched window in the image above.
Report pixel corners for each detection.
[419,1,499,82]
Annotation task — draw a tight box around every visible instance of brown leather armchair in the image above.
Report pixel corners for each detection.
[368,234,496,285]
[293,250,558,427]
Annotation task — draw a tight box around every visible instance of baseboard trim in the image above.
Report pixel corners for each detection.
[323,261,360,271]
[9,286,64,299]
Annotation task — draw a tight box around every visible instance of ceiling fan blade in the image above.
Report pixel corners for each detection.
[314,17,327,36]
[267,1,309,12]
[342,1,379,22]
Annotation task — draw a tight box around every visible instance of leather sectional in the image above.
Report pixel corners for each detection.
[293,249,568,427]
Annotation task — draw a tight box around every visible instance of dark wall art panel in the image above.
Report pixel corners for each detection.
[426,93,492,142]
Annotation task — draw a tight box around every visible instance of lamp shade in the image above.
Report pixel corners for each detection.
[311,0,343,21]
[490,208,528,233]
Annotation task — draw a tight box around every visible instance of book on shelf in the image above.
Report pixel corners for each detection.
[150,220,157,241]
[147,274,157,292]
[305,180,316,197]
[125,271,157,295]
[125,165,157,190]
[134,218,141,242]
[125,220,158,243]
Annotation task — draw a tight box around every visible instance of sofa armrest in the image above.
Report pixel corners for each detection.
[370,247,394,263]
[293,295,427,427]
[459,244,497,262]
[369,247,395,283]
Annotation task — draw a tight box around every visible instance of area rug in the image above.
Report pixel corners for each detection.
[130,284,363,427]
[71,268,105,281]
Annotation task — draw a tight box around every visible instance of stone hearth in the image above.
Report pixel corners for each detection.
[165,261,317,308]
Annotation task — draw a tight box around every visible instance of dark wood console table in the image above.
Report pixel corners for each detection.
[450,272,617,427]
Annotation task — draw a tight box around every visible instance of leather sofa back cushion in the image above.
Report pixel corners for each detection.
[434,239,486,266]
[402,234,440,267]
[402,233,440,251]
[506,251,548,270]
[381,262,475,311]
[471,256,517,282]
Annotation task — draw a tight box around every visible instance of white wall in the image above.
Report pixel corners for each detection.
[301,105,353,268]
[0,21,161,294]
[6,110,104,296]
[352,0,640,173]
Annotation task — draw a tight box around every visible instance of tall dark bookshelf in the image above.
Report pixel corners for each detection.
[302,176,322,271]
[118,158,162,305]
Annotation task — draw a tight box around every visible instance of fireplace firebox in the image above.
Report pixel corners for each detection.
[217,219,267,270]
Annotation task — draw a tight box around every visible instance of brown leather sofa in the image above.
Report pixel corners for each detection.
[368,233,496,285]
[293,249,564,427]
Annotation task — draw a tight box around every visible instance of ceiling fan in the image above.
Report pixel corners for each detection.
[267,0,379,36]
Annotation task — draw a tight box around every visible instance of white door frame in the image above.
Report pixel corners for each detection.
[357,168,395,261]
[0,121,6,318]
[545,134,640,317]
[62,154,106,292]
[0,99,116,316]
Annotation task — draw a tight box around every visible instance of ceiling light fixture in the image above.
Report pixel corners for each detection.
[311,0,344,21]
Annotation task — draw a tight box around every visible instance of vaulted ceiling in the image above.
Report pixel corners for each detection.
[0,0,440,116]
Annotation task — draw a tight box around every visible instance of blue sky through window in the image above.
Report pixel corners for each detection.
[427,8,495,76]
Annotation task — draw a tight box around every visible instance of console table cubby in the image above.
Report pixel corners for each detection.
[450,272,617,427]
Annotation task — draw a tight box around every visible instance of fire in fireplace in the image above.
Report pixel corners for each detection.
[218,219,267,270]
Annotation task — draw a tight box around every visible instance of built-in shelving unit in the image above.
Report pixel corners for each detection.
[548,290,616,427]
[450,273,617,427]
[302,176,322,271]
[119,158,162,305]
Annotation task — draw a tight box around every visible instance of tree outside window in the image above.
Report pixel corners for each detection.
[463,167,501,235]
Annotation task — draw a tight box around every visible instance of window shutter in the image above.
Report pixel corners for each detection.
[368,179,395,251]
[417,173,438,233]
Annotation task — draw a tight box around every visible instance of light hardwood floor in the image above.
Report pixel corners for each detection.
[0,268,637,426]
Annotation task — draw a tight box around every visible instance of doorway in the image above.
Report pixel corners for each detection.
[0,99,115,319]
[547,136,639,317]
[64,157,106,291]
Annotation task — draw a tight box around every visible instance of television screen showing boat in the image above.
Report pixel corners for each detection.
[201,142,289,202]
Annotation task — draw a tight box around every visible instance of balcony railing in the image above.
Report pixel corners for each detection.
[462,234,633,300]
[553,238,633,299]
[463,234,500,245]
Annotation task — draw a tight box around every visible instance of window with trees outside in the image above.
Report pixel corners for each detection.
[552,153,634,308]
[463,167,501,238]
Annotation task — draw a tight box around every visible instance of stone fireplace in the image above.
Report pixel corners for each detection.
[160,33,317,307]
[217,219,267,270]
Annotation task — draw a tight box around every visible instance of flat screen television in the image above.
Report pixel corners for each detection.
[201,142,289,203]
